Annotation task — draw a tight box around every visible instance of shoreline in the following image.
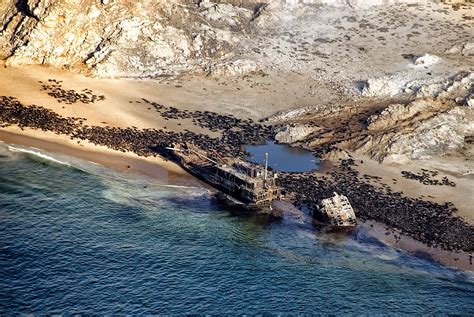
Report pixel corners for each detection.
[0,128,199,187]
[359,220,473,272]
[1,128,472,273]
[0,64,472,274]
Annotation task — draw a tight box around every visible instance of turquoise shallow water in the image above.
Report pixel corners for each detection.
[1,142,473,314]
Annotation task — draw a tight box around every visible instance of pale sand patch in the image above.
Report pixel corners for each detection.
[0,64,325,130]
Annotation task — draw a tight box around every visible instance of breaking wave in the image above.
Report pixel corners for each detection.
[7,145,72,166]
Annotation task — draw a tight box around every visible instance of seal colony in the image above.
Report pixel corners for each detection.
[1,92,473,257]
[39,79,105,105]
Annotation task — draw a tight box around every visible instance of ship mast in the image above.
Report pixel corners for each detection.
[264,152,268,184]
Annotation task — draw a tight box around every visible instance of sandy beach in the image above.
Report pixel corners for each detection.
[352,154,474,224]
[0,64,317,126]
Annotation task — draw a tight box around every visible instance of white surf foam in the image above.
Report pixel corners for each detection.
[158,184,201,190]
[7,145,72,166]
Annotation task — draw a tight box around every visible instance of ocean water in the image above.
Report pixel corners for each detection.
[1,142,473,314]
[246,141,319,172]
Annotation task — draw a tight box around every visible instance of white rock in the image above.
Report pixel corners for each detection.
[360,71,473,99]
[359,103,474,162]
[88,6,101,19]
[466,95,474,108]
[412,54,441,67]
[0,1,255,78]
[445,42,474,56]
[275,124,319,143]
[360,75,408,97]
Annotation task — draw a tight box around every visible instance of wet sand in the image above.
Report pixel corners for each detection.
[0,129,198,187]
[360,220,473,272]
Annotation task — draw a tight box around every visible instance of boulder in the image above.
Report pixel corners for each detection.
[445,42,474,56]
[359,75,408,97]
[412,54,441,67]
[275,124,319,143]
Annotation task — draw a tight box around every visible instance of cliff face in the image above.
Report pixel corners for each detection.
[1,0,472,81]
[0,0,262,77]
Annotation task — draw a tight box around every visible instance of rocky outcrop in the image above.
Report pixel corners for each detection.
[355,100,474,163]
[409,72,474,100]
[1,0,471,83]
[366,99,444,131]
[360,71,473,99]
[0,0,259,78]
[445,42,474,56]
[275,123,319,143]
[205,59,258,76]
[266,103,358,123]
[270,96,474,165]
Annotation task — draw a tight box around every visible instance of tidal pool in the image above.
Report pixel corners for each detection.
[245,141,319,172]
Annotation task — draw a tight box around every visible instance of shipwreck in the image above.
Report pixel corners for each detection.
[164,143,281,210]
[163,143,357,227]
[318,192,357,227]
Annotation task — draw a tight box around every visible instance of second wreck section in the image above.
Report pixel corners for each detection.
[318,192,357,227]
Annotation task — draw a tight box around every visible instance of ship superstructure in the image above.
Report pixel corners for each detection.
[165,143,281,208]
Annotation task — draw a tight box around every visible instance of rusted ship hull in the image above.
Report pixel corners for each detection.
[188,164,277,211]
[163,145,357,226]
[166,148,280,212]
[180,162,263,208]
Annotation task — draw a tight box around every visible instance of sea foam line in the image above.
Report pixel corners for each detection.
[158,184,201,189]
[7,145,71,166]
